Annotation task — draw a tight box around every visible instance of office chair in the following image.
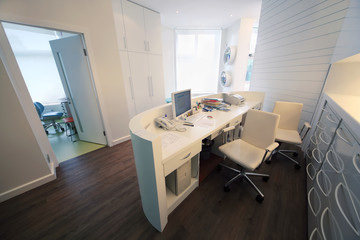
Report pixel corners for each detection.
[269,101,311,169]
[34,102,64,135]
[218,109,280,202]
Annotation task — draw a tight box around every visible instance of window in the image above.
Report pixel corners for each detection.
[175,29,222,94]
[2,22,67,105]
[245,27,258,82]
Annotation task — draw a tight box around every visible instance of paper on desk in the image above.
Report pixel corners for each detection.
[160,132,189,155]
[196,116,215,128]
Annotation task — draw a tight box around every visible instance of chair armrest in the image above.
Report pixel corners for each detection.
[222,126,235,133]
[265,142,280,153]
[261,142,279,163]
[300,121,312,140]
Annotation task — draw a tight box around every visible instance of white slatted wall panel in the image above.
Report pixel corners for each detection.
[250,0,351,128]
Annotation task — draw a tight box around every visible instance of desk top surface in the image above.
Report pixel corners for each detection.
[148,99,261,163]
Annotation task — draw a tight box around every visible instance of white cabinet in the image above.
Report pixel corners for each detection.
[112,0,127,51]
[128,52,153,113]
[122,0,162,54]
[113,0,165,118]
[143,8,162,54]
[121,51,165,118]
[148,54,165,106]
[119,51,136,117]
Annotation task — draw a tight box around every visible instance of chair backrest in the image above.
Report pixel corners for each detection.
[273,101,303,130]
[241,109,280,149]
[34,102,44,118]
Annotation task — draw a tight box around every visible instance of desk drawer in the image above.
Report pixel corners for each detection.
[164,142,201,176]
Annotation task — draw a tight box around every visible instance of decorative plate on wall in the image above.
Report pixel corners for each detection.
[220,71,232,87]
[224,46,237,65]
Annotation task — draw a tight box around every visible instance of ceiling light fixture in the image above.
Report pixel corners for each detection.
[176,10,180,14]
[230,14,233,17]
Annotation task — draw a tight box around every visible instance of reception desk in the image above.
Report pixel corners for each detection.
[129,91,265,231]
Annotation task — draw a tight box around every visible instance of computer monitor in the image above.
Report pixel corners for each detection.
[171,89,192,120]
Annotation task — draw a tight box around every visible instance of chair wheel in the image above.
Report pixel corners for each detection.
[295,164,301,169]
[61,127,65,131]
[45,130,49,135]
[293,152,298,157]
[224,186,230,192]
[256,195,264,203]
[262,176,269,182]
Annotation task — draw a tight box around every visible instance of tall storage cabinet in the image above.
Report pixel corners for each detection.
[305,93,360,240]
[113,0,165,118]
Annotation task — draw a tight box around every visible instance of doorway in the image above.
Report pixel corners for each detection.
[2,22,106,163]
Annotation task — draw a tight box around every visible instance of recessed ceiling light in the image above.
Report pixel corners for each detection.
[176,10,180,14]
[230,14,233,17]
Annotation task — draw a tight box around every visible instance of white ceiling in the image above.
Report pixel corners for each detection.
[129,0,262,28]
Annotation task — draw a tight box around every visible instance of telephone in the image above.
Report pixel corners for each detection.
[155,117,176,130]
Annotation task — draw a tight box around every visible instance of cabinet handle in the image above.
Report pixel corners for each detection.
[150,76,154,96]
[123,36,127,49]
[353,153,360,174]
[144,41,147,51]
[319,131,331,145]
[148,77,152,96]
[326,113,337,124]
[129,77,134,100]
[336,127,353,146]
[147,41,150,52]
[181,152,191,160]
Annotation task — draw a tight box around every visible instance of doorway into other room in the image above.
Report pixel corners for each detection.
[2,22,106,163]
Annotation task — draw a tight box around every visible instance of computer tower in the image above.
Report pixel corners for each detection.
[166,160,191,196]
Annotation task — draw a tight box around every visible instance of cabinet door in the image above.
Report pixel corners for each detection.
[119,51,137,118]
[144,8,162,55]
[112,0,127,50]
[128,52,153,113]
[148,54,165,107]
[122,0,146,52]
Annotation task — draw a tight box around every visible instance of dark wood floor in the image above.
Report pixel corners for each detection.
[0,140,307,240]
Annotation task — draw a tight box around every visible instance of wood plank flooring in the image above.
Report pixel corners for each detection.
[0,140,307,240]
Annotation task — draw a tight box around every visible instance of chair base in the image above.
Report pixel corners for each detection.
[266,147,301,169]
[44,120,64,134]
[219,163,269,203]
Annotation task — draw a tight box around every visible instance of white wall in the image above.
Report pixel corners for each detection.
[161,26,176,99]
[219,18,254,92]
[250,0,351,128]
[0,56,54,202]
[331,0,360,63]
[324,54,360,96]
[0,0,130,145]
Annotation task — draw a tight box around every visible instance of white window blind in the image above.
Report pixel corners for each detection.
[175,29,221,93]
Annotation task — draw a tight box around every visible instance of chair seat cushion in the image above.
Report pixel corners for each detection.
[219,139,266,171]
[42,111,63,120]
[276,128,302,144]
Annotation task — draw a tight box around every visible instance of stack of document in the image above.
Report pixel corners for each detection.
[202,98,230,111]
[202,98,223,107]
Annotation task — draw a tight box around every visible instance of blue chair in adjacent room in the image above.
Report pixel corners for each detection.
[34,102,64,135]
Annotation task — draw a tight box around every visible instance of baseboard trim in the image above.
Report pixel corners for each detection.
[112,135,131,146]
[0,173,56,203]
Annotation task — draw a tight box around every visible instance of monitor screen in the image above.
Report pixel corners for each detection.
[172,89,192,119]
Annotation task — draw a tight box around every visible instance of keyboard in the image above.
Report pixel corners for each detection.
[185,113,205,124]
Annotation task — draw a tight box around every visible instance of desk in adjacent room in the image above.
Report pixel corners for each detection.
[129,91,264,231]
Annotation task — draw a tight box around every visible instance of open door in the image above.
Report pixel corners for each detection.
[50,35,106,145]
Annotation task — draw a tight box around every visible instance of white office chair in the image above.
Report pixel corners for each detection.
[270,101,311,169]
[218,109,280,202]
